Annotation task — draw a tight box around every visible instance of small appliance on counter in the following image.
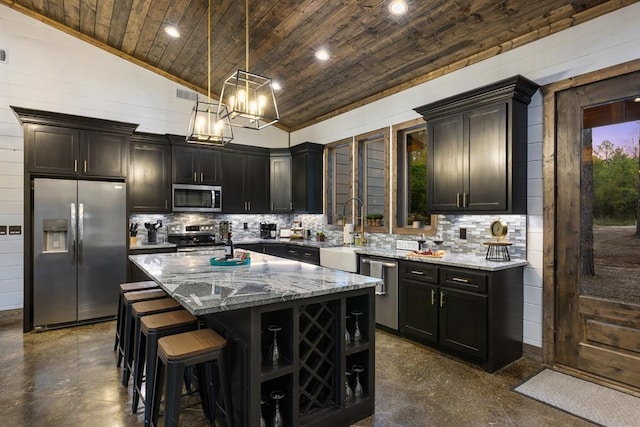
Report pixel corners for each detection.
[290,220,304,240]
[260,223,277,239]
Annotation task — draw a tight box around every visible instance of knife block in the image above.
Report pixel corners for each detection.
[147,229,157,244]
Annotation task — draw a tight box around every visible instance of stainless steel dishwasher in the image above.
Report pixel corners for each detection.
[360,256,398,331]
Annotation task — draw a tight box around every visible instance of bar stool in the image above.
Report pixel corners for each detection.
[123,298,182,387]
[151,329,234,427]
[118,289,168,372]
[132,310,198,426]
[114,281,159,352]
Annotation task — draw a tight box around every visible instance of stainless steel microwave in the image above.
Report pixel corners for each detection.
[172,184,222,212]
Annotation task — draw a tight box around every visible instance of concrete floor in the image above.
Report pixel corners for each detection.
[0,310,593,426]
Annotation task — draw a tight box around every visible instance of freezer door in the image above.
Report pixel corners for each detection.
[33,178,78,326]
[77,181,126,321]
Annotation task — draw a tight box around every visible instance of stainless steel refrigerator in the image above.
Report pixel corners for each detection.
[33,178,126,328]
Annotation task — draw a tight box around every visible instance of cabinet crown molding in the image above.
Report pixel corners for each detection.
[11,106,138,135]
[414,75,540,120]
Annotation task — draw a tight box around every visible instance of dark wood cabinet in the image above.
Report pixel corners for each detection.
[398,260,523,372]
[25,124,129,178]
[270,150,292,213]
[129,133,171,213]
[222,147,270,213]
[238,243,320,266]
[291,142,323,213]
[415,75,539,214]
[172,145,222,185]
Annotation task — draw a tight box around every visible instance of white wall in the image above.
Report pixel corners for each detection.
[291,2,640,348]
[2,3,640,347]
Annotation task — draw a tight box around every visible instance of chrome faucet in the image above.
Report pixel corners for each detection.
[342,197,367,246]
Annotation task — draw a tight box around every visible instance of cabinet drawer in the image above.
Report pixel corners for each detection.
[299,247,320,265]
[440,268,487,293]
[399,262,438,283]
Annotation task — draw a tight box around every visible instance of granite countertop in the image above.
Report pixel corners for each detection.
[129,242,177,251]
[128,251,380,316]
[354,247,528,271]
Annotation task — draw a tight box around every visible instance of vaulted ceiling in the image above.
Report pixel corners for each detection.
[1,0,636,131]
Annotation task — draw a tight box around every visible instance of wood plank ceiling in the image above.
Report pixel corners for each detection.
[1,0,636,131]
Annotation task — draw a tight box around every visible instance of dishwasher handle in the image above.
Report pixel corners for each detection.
[362,258,397,295]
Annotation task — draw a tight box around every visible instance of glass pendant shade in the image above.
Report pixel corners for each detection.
[220,70,280,130]
[187,98,234,145]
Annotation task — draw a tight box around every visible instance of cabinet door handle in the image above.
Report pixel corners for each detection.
[456,193,460,208]
[194,172,197,182]
[290,202,293,211]
[165,199,168,210]
[271,202,274,211]
[431,289,436,305]
[410,270,424,275]
[74,160,78,172]
[463,192,468,207]
[303,252,312,257]
[83,160,87,173]
[440,291,445,307]
[200,172,204,182]
[248,201,251,211]
[452,277,469,283]
[288,250,297,254]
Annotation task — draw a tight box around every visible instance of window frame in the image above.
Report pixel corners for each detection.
[355,128,389,233]
[392,118,438,235]
[324,138,353,226]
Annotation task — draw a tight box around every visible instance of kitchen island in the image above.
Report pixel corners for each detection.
[129,251,381,427]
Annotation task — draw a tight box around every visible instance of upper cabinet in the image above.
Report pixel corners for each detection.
[414,75,539,214]
[170,138,222,186]
[222,145,270,214]
[291,143,323,214]
[14,107,136,179]
[270,149,292,213]
[129,133,171,213]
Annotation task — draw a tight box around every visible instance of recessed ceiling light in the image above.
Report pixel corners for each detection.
[388,0,408,15]
[315,48,330,61]
[164,26,180,38]
[634,97,640,103]
[272,81,281,91]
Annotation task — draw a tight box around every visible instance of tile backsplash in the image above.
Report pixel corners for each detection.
[129,213,526,260]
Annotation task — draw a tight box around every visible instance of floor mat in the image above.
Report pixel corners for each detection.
[514,369,640,427]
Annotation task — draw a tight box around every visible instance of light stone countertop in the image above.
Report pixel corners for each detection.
[129,251,380,316]
[354,248,528,271]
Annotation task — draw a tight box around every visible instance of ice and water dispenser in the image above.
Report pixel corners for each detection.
[42,219,69,253]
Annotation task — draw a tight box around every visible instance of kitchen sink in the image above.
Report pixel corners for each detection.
[319,246,359,272]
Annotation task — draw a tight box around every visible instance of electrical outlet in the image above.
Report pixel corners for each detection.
[459,228,467,239]
[0,225,6,235]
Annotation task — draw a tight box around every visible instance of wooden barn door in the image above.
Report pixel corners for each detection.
[555,71,640,391]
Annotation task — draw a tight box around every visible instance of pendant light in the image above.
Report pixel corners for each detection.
[186,0,233,145]
[218,0,280,130]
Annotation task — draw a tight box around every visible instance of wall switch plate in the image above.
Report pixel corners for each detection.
[9,225,21,235]
[459,228,467,239]
[396,239,419,251]
[0,225,6,235]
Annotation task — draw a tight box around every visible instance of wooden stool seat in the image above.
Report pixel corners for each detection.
[133,310,199,426]
[159,329,227,361]
[132,298,181,316]
[152,329,234,427]
[114,281,159,352]
[142,310,198,333]
[120,280,158,293]
[124,289,167,304]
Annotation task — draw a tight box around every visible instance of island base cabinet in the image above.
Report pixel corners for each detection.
[203,288,375,426]
[439,288,488,360]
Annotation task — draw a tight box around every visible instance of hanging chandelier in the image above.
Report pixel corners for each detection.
[186,0,233,145]
[218,0,280,130]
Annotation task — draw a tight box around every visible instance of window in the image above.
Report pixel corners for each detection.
[356,129,389,231]
[325,138,352,224]
[392,118,438,234]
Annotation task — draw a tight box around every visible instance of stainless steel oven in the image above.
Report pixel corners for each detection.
[172,184,222,212]
[360,256,398,331]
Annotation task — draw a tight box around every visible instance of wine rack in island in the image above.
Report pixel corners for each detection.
[205,287,375,426]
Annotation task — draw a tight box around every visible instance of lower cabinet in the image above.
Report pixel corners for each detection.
[399,260,522,372]
[238,243,320,265]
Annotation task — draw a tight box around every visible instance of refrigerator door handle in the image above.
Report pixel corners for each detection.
[70,203,77,265]
[78,203,84,265]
